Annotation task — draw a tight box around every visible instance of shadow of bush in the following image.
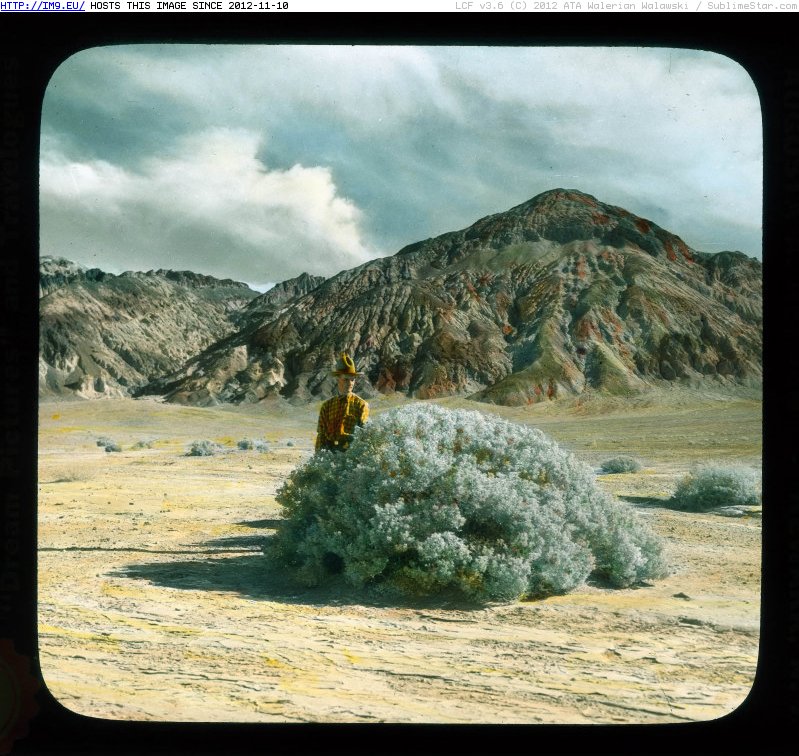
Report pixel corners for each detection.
[236,518,283,529]
[619,494,761,518]
[619,495,681,510]
[203,535,271,550]
[114,534,485,610]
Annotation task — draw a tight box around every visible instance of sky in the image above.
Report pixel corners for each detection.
[39,45,763,292]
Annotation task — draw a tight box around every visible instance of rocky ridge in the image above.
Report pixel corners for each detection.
[39,259,261,398]
[133,189,762,407]
[239,272,327,334]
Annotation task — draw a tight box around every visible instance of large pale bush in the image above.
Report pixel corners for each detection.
[671,465,761,511]
[271,403,669,603]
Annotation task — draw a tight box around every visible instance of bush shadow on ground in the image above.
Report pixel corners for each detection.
[619,495,761,517]
[619,495,678,509]
[114,532,486,611]
[620,494,709,512]
[237,518,283,529]
[620,494,721,513]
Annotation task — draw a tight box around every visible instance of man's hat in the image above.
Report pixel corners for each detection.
[332,352,363,377]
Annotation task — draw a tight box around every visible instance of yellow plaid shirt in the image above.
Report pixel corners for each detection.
[315,393,369,452]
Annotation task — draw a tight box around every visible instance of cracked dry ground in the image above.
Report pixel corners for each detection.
[37,394,761,723]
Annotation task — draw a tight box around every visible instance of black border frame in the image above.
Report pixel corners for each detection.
[2,11,795,755]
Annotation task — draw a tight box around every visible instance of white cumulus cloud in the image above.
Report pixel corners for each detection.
[40,127,379,284]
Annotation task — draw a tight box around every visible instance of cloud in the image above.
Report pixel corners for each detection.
[40,127,378,283]
[421,47,762,249]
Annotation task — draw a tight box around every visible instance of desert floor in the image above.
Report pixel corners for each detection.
[37,387,762,724]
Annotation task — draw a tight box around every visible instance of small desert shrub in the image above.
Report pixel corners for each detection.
[96,436,114,447]
[49,466,88,483]
[186,440,222,457]
[671,465,761,511]
[270,403,669,603]
[237,438,270,452]
[133,439,154,449]
[600,456,642,474]
[104,443,122,453]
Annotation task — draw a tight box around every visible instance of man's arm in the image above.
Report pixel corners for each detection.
[315,401,327,452]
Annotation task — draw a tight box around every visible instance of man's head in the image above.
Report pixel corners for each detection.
[331,352,362,396]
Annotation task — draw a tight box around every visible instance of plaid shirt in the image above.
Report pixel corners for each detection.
[315,393,369,452]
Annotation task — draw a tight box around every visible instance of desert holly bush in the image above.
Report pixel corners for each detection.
[238,438,270,452]
[671,464,761,511]
[186,440,222,457]
[600,456,642,474]
[270,403,669,603]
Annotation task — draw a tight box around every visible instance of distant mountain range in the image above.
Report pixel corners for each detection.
[40,189,762,405]
[39,260,259,397]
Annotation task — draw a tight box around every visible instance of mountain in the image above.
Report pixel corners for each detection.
[238,272,327,334]
[133,189,762,407]
[39,259,262,398]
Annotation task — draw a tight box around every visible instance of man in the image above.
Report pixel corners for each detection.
[315,352,369,453]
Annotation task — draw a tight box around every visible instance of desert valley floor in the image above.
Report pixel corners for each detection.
[37,388,762,724]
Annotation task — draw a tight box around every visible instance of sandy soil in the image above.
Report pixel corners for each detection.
[37,392,762,724]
